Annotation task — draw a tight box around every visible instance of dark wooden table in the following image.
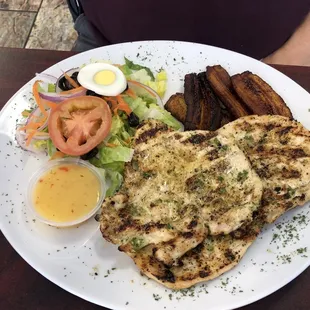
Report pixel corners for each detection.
[0,47,309,310]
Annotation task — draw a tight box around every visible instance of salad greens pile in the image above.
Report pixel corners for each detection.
[22,58,182,197]
[121,57,167,98]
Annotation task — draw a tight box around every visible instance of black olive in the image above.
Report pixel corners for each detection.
[86,90,102,97]
[80,147,99,160]
[58,76,72,91]
[71,72,79,81]
[58,71,80,91]
[128,112,140,127]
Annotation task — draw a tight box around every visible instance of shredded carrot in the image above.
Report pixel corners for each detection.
[127,80,156,97]
[104,97,118,105]
[104,96,122,115]
[116,95,132,116]
[44,100,58,110]
[104,96,115,101]
[125,88,137,99]
[60,86,85,95]
[33,81,48,117]
[19,122,44,131]
[25,130,37,146]
[110,101,119,113]
[50,151,66,160]
[64,72,79,88]
[105,143,118,148]
[32,131,49,137]
[105,95,132,115]
[28,114,47,125]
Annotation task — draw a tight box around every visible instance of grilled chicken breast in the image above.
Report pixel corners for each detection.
[100,115,310,290]
[219,115,310,223]
[100,120,263,266]
[128,217,262,289]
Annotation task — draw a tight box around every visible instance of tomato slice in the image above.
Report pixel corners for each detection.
[48,96,112,156]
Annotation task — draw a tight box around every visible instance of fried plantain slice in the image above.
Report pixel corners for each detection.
[207,66,249,118]
[231,71,293,118]
[209,65,233,90]
[184,73,202,130]
[197,72,222,130]
[165,93,187,124]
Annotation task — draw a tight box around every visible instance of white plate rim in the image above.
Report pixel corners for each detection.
[0,40,310,310]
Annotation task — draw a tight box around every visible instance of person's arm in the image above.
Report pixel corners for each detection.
[263,11,310,66]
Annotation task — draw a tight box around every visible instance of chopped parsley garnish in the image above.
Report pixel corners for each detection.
[219,187,227,194]
[271,233,279,243]
[221,144,229,151]
[130,237,145,250]
[297,247,307,254]
[221,278,229,287]
[218,175,224,182]
[284,186,296,199]
[166,223,173,230]
[142,171,153,179]
[153,294,162,301]
[237,170,248,183]
[206,243,214,252]
[244,134,255,146]
[211,138,221,148]
[132,160,139,171]
[258,134,267,144]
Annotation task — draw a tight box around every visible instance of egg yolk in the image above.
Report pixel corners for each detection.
[94,70,116,85]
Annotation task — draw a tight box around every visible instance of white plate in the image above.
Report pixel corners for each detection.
[0,41,310,310]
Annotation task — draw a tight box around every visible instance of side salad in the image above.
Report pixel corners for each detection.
[17,58,182,197]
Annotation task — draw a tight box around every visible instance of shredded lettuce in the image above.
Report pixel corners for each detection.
[37,82,56,93]
[122,57,167,98]
[124,97,182,130]
[109,115,134,144]
[21,109,33,118]
[129,69,152,83]
[91,115,135,196]
[124,57,155,81]
[98,145,134,164]
[156,70,167,81]
[93,116,135,165]
[145,104,183,130]
[125,97,149,119]
[120,64,133,77]
[48,83,56,93]
[110,115,125,136]
[145,80,167,98]
[33,140,47,150]
[47,139,56,157]
[144,70,167,98]
[105,169,123,196]
[97,164,124,197]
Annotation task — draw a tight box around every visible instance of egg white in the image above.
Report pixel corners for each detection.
[77,63,127,96]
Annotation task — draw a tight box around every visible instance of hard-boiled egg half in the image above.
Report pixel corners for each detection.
[77,63,127,96]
